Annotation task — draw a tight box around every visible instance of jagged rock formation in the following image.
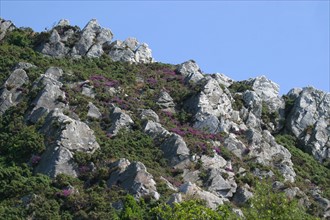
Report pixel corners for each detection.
[34,19,153,62]
[143,120,190,166]
[0,67,29,115]
[287,87,330,163]
[107,37,153,63]
[35,108,100,177]
[0,18,329,219]
[0,18,15,41]
[108,105,134,136]
[107,158,159,200]
[27,67,68,123]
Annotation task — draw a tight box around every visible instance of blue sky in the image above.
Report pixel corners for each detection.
[1,1,329,94]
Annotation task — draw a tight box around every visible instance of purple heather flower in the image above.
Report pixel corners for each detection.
[30,155,41,165]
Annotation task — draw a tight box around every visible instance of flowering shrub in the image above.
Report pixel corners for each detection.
[56,188,72,198]
[30,155,41,165]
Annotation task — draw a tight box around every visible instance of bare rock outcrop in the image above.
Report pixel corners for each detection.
[0,18,15,41]
[287,87,330,163]
[176,60,204,84]
[27,67,68,123]
[35,108,100,177]
[143,120,190,166]
[0,68,29,115]
[107,37,153,63]
[107,159,159,200]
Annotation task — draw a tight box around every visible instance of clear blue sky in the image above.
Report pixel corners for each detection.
[1,1,329,94]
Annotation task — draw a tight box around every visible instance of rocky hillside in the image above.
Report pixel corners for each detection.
[0,18,329,219]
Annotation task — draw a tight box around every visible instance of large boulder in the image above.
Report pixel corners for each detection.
[108,37,153,63]
[287,87,330,163]
[156,90,175,110]
[108,106,134,136]
[71,19,113,58]
[38,19,113,58]
[247,129,296,182]
[176,60,204,83]
[0,68,29,115]
[178,182,228,209]
[185,77,233,133]
[107,159,159,200]
[27,67,68,123]
[143,120,190,166]
[243,76,285,131]
[35,108,100,178]
[0,18,15,41]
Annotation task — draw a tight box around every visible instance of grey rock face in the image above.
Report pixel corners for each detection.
[248,129,296,182]
[156,90,175,110]
[139,109,160,123]
[244,76,285,131]
[233,185,253,206]
[0,18,15,41]
[212,73,234,87]
[287,87,330,163]
[185,77,233,133]
[38,19,113,58]
[72,19,113,58]
[107,159,159,200]
[243,90,262,118]
[108,106,134,136]
[178,182,228,209]
[245,76,283,111]
[176,60,204,83]
[35,108,100,178]
[108,38,153,63]
[0,68,29,115]
[143,120,190,166]
[40,29,70,57]
[27,67,67,123]
[13,62,36,70]
[87,102,102,119]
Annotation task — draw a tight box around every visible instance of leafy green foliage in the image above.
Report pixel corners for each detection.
[242,181,316,220]
[276,135,330,199]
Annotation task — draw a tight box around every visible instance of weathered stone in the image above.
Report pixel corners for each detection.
[108,106,134,135]
[40,29,70,57]
[13,62,36,70]
[57,19,70,27]
[287,87,330,163]
[35,108,100,177]
[81,82,95,98]
[107,159,159,200]
[139,109,160,123]
[207,168,237,198]
[72,19,113,57]
[108,37,153,63]
[0,18,15,41]
[167,193,182,205]
[156,90,175,109]
[143,120,190,166]
[160,133,190,166]
[244,75,283,111]
[243,90,262,117]
[176,60,204,83]
[27,67,67,123]
[212,73,234,87]
[179,182,228,209]
[233,185,253,206]
[0,69,29,115]
[87,102,101,119]
[160,176,178,192]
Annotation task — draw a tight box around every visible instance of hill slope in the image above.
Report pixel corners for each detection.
[0,18,329,219]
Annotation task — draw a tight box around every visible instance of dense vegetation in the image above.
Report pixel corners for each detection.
[0,26,327,219]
